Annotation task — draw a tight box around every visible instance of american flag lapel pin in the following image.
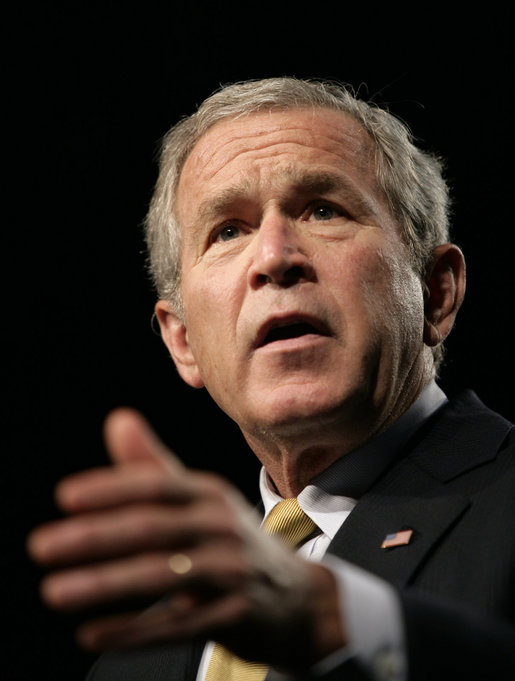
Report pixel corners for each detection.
[381,529,413,549]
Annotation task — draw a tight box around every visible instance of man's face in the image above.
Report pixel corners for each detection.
[163,109,429,443]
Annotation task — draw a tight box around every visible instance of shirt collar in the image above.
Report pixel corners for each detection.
[259,380,447,538]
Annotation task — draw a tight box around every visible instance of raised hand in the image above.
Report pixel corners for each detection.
[27,409,345,671]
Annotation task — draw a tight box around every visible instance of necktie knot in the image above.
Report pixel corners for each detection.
[263,498,317,547]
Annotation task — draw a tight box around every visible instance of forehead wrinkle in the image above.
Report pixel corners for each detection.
[189,117,369,187]
[185,107,375,185]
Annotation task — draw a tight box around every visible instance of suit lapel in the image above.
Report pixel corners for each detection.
[327,456,469,588]
[326,390,512,588]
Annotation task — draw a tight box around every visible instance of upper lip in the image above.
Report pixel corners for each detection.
[254,313,332,348]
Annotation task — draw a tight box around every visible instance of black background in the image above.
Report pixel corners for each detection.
[4,4,514,680]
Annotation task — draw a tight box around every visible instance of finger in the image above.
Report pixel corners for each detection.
[53,466,194,513]
[39,552,182,611]
[28,506,188,565]
[75,591,249,652]
[28,497,238,566]
[38,540,251,612]
[75,593,200,651]
[103,407,185,472]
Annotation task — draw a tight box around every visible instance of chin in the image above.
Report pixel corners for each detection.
[244,382,366,437]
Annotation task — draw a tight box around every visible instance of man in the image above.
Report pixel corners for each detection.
[28,78,515,680]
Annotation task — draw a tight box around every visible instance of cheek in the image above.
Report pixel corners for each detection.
[182,273,243,381]
[363,250,425,352]
[323,239,388,311]
[185,266,240,327]
[331,240,424,346]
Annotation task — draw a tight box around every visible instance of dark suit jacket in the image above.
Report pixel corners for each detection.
[87,391,515,680]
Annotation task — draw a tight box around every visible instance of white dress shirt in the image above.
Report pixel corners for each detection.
[196,381,448,681]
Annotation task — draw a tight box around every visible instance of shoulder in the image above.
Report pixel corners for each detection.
[406,389,514,483]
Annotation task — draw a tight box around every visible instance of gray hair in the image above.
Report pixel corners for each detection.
[145,77,451,367]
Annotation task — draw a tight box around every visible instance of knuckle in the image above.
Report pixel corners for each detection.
[129,506,163,536]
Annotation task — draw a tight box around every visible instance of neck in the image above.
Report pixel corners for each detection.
[244,420,380,497]
[242,370,433,498]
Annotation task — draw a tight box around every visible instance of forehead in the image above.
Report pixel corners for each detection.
[176,108,377,217]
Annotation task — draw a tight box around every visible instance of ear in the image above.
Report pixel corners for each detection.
[154,300,205,389]
[423,244,466,347]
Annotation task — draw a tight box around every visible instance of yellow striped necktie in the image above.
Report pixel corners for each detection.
[204,498,317,681]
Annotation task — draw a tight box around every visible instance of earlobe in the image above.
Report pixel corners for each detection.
[423,244,466,348]
[154,300,205,389]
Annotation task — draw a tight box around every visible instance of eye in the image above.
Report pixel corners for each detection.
[311,204,337,221]
[208,218,251,249]
[216,224,242,242]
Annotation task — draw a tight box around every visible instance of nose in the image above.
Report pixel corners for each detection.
[248,212,315,289]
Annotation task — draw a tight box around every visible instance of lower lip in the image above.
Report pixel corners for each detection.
[257,334,330,352]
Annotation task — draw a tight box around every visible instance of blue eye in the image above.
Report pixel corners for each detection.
[312,205,335,221]
[219,225,241,241]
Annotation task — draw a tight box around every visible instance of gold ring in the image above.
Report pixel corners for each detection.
[168,553,193,575]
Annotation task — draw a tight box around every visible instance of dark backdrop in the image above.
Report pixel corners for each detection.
[5,5,513,680]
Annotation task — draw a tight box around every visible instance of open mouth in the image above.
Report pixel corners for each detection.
[257,317,331,348]
[263,322,323,344]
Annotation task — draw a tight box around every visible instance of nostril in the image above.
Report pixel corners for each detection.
[256,273,272,285]
[255,266,306,288]
[254,264,314,288]
[284,265,305,281]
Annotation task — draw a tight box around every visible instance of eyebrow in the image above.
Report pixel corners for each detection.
[283,168,375,215]
[194,178,253,228]
[191,166,377,233]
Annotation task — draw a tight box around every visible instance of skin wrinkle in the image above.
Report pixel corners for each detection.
[186,111,370,187]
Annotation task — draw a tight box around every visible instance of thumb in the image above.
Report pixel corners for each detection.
[103,407,185,473]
